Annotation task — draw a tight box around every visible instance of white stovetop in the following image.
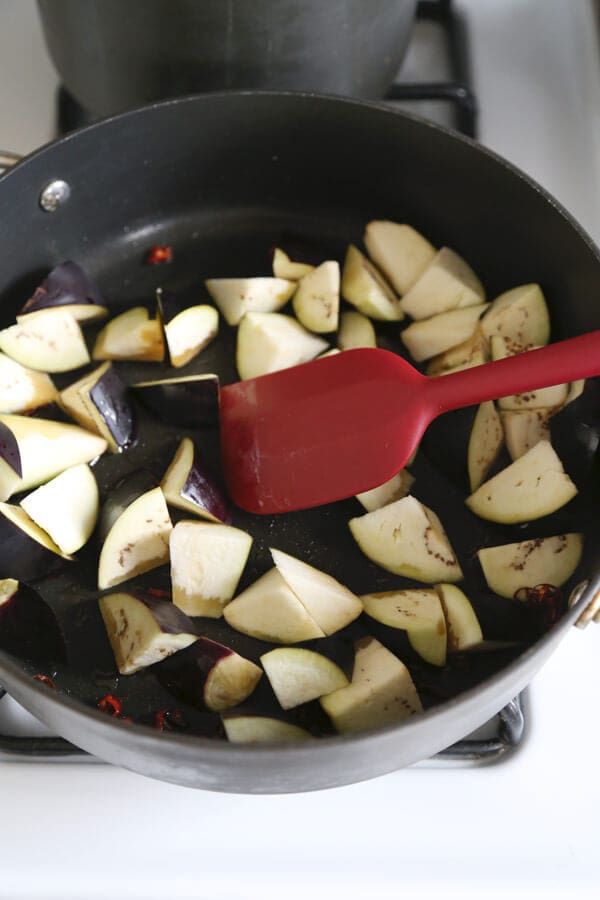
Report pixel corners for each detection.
[0,2,599,898]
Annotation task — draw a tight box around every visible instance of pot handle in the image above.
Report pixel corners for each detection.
[568,575,600,628]
[0,151,22,174]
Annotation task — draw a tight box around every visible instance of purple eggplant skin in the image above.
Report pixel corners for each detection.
[156,637,234,707]
[88,365,137,452]
[132,375,219,428]
[20,260,104,314]
[0,421,22,476]
[0,580,67,665]
[0,510,66,582]
[182,446,232,525]
[98,469,158,544]
[132,591,198,637]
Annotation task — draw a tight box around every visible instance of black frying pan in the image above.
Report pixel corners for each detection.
[0,92,598,792]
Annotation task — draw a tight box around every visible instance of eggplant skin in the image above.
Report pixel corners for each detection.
[0,420,22,476]
[0,508,65,582]
[88,366,137,451]
[0,580,66,664]
[20,260,104,313]
[132,375,219,428]
[98,469,158,544]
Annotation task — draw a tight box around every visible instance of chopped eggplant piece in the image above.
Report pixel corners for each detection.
[205,277,295,326]
[222,714,312,743]
[97,487,173,590]
[19,261,108,323]
[481,283,550,346]
[477,534,584,599]
[349,495,463,583]
[132,373,219,428]
[467,401,504,492]
[337,310,376,350]
[320,636,423,734]
[270,548,362,636]
[157,289,219,368]
[86,363,136,452]
[20,464,99,555]
[157,638,262,711]
[272,248,315,281]
[236,311,328,380]
[0,308,90,373]
[0,503,72,581]
[0,352,57,414]
[364,221,436,295]
[0,579,66,664]
[0,414,106,502]
[401,303,489,362]
[465,440,578,523]
[161,437,231,524]
[292,261,340,333]
[362,589,447,667]
[260,647,349,710]
[99,591,197,674]
[223,568,325,644]
[170,520,252,617]
[92,307,165,362]
[399,246,485,320]
[490,335,568,410]
[341,243,403,321]
[435,583,483,652]
[500,408,553,461]
[355,468,414,512]
[98,469,158,544]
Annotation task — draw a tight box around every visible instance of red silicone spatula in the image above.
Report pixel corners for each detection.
[220,330,600,514]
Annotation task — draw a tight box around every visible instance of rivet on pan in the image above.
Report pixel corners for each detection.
[567,579,600,629]
[39,179,71,212]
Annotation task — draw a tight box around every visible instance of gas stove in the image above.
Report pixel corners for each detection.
[0,1,599,898]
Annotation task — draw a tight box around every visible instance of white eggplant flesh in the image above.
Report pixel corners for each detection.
[435,583,483,652]
[481,284,550,347]
[477,534,584,599]
[20,463,98,555]
[205,277,295,326]
[401,303,489,362]
[260,647,349,710]
[98,487,173,590]
[340,244,403,321]
[163,305,219,368]
[0,353,57,414]
[355,468,415,512]
[272,248,315,281]
[0,309,90,373]
[170,520,253,617]
[465,440,577,523]
[236,311,328,380]
[400,246,486,320]
[361,589,447,666]
[93,307,165,361]
[320,637,423,734]
[467,401,504,492]
[292,261,340,333]
[223,715,312,743]
[363,221,436,295]
[337,310,376,350]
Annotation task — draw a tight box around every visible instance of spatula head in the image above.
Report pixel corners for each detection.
[220,348,428,514]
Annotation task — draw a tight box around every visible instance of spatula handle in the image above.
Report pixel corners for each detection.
[426,329,600,415]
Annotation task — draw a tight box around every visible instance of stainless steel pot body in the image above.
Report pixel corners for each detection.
[37,0,418,115]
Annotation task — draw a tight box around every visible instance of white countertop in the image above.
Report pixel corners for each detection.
[0,2,599,898]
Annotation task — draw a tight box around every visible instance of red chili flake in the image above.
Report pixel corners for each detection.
[154,708,188,732]
[145,587,171,599]
[515,583,564,630]
[98,694,123,717]
[33,674,56,689]
[146,244,173,265]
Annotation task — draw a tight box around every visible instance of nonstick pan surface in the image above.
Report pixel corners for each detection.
[0,92,598,792]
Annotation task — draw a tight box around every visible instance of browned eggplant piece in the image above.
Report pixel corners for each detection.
[0,420,22,476]
[98,469,159,544]
[132,373,219,428]
[99,591,198,674]
[161,437,231,524]
[0,578,66,664]
[0,503,71,581]
[157,637,263,712]
[18,260,108,323]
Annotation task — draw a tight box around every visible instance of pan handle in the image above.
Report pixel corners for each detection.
[569,575,600,628]
[0,151,22,174]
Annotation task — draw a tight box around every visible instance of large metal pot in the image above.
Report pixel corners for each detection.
[0,91,598,792]
[36,0,418,116]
